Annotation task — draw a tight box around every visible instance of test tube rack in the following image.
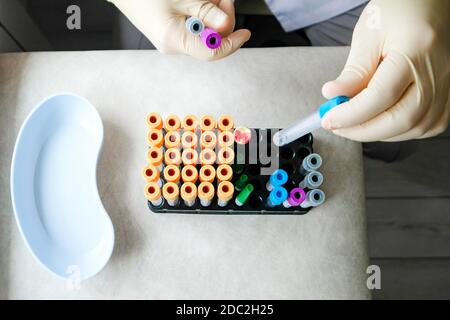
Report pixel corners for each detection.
[147,124,319,215]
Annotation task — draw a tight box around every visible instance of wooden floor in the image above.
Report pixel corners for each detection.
[365,128,450,299]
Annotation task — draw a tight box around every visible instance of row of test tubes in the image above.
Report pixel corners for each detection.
[265,153,326,209]
[143,113,237,208]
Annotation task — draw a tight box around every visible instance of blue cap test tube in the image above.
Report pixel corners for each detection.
[300,189,326,208]
[299,171,323,189]
[266,169,288,191]
[273,96,349,147]
[300,153,322,175]
[185,17,204,35]
[267,186,288,207]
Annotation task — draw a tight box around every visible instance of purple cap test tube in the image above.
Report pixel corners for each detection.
[283,188,306,208]
[200,28,222,49]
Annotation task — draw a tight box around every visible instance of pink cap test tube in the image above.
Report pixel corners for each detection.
[200,28,222,49]
[283,188,306,208]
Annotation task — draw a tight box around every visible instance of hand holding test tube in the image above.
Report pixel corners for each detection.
[274,96,349,147]
[109,0,250,61]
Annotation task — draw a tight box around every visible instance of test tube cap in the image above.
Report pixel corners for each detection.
[146,112,163,130]
[318,96,349,118]
[164,115,181,131]
[305,189,326,207]
[163,165,181,183]
[181,165,198,183]
[235,174,249,191]
[182,148,199,166]
[199,165,216,183]
[287,188,306,207]
[181,131,198,149]
[200,115,216,132]
[182,115,198,132]
[217,181,234,202]
[236,184,254,206]
[200,28,222,49]
[147,129,164,148]
[269,187,288,206]
[302,153,322,172]
[164,148,182,166]
[234,127,252,145]
[162,182,180,202]
[304,171,324,189]
[147,147,163,166]
[218,147,235,165]
[218,131,234,148]
[218,115,234,132]
[269,169,288,187]
[142,164,160,182]
[200,131,217,149]
[185,17,204,35]
[165,131,181,149]
[144,182,162,202]
[181,182,198,202]
[216,164,233,182]
[198,182,215,202]
[200,148,217,166]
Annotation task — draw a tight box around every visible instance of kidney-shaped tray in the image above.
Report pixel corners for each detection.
[10,94,114,280]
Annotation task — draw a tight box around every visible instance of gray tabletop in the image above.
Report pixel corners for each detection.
[0,48,369,299]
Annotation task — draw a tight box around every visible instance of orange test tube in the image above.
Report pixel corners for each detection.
[181,131,198,149]
[144,182,163,206]
[165,115,181,131]
[162,182,180,206]
[200,131,217,149]
[217,147,235,165]
[182,148,199,166]
[218,131,234,148]
[181,165,198,183]
[198,182,215,207]
[165,131,181,149]
[147,112,163,130]
[163,165,181,184]
[218,115,234,132]
[200,115,216,132]
[164,148,182,166]
[182,115,198,132]
[142,164,162,187]
[147,129,164,148]
[200,148,217,166]
[199,165,216,183]
[147,147,164,170]
[216,164,233,182]
[181,182,197,207]
[217,181,234,207]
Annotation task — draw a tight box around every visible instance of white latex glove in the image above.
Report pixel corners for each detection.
[321,0,450,142]
[108,0,251,61]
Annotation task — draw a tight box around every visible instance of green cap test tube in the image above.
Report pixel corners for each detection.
[235,184,254,206]
[235,174,249,191]
[234,164,245,175]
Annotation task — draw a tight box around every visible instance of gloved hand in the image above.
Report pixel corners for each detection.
[108,0,251,61]
[321,0,450,142]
